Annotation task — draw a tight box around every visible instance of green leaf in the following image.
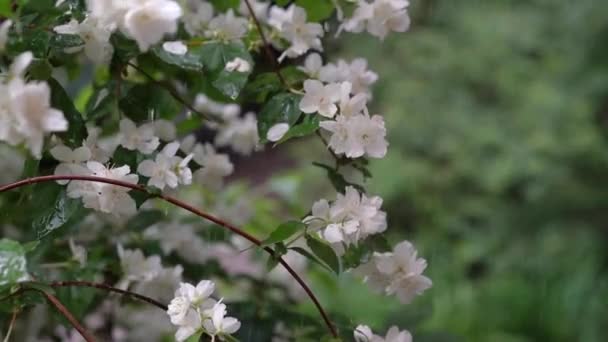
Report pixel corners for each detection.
[110,33,139,65]
[290,246,335,274]
[50,34,84,53]
[245,72,282,103]
[199,42,251,72]
[305,234,341,274]
[112,146,145,174]
[184,330,203,342]
[199,42,254,99]
[119,83,181,122]
[28,59,53,80]
[261,221,305,247]
[276,114,320,144]
[209,0,239,12]
[212,68,252,100]
[152,45,204,71]
[0,239,30,288]
[0,0,12,17]
[295,0,335,22]
[31,185,81,239]
[258,93,303,142]
[48,78,87,147]
[22,241,39,253]
[312,162,365,193]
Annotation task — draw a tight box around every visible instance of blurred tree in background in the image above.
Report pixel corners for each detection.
[285,0,608,341]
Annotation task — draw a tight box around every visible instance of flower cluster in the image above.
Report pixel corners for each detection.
[167,280,241,341]
[0,0,429,340]
[304,186,387,253]
[356,240,432,304]
[354,324,412,342]
[117,245,183,302]
[299,54,388,159]
[340,0,411,40]
[0,52,68,158]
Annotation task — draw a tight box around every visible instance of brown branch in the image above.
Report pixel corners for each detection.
[125,62,220,123]
[18,288,96,342]
[243,0,288,88]
[3,310,18,342]
[0,175,337,337]
[47,281,167,311]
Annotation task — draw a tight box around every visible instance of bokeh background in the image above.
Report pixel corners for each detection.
[269,0,608,341]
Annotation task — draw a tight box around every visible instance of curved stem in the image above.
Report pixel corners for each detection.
[0,175,337,338]
[25,288,96,342]
[47,281,167,311]
[242,0,288,88]
[2,310,18,342]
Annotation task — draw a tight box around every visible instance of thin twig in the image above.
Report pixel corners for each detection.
[2,310,18,342]
[20,288,96,342]
[126,62,219,123]
[47,281,167,311]
[243,0,288,88]
[0,175,338,338]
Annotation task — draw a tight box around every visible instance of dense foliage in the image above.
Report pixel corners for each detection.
[0,0,426,341]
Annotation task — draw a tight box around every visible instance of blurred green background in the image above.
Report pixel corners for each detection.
[286,0,608,341]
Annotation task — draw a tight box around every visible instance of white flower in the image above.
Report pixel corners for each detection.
[144,222,208,263]
[202,302,241,337]
[162,40,188,55]
[277,5,324,61]
[266,123,289,142]
[382,326,413,342]
[191,143,233,190]
[119,118,160,154]
[50,145,91,184]
[123,0,183,51]
[53,17,114,64]
[356,240,432,304]
[175,280,215,305]
[320,113,388,158]
[153,119,177,141]
[341,0,410,40]
[168,296,191,325]
[136,264,184,302]
[137,142,182,190]
[182,0,214,35]
[338,82,368,117]
[225,57,251,73]
[207,9,248,41]
[117,245,162,287]
[320,58,378,96]
[167,279,221,341]
[83,126,116,163]
[354,325,375,342]
[67,161,139,216]
[299,80,341,118]
[299,53,323,78]
[0,19,12,53]
[69,239,87,267]
[239,0,270,22]
[0,53,68,159]
[354,325,412,342]
[268,5,293,30]
[304,186,386,249]
[215,112,260,155]
[174,309,202,342]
